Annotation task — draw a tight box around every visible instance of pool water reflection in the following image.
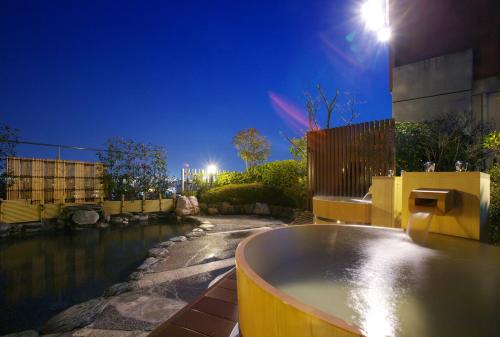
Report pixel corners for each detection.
[0,222,193,334]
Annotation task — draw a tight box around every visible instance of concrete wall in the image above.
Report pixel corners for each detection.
[392,49,499,125]
[392,50,473,122]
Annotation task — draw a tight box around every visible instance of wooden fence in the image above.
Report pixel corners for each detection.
[0,198,174,224]
[6,157,104,203]
[307,119,395,199]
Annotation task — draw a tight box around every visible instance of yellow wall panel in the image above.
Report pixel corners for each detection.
[401,172,489,241]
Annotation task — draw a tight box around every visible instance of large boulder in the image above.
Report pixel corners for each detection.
[58,204,105,227]
[41,298,108,334]
[176,196,200,216]
[188,196,200,214]
[71,210,100,226]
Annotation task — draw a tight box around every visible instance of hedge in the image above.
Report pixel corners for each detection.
[213,160,307,208]
[199,182,297,207]
[489,164,500,244]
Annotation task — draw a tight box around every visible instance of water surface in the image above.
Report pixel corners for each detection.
[261,226,500,337]
[0,222,193,334]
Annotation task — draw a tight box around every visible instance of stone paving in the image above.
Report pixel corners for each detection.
[27,215,285,337]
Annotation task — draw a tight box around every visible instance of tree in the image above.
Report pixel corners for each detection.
[0,122,19,198]
[316,84,339,129]
[395,111,491,173]
[232,128,271,170]
[97,137,169,200]
[288,135,307,162]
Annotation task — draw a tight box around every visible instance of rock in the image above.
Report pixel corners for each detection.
[176,196,193,216]
[220,202,234,215]
[170,236,187,242]
[23,222,43,233]
[199,223,215,231]
[104,282,139,297]
[0,223,11,234]
[110,217,127,225]
[72,210,100,226]
[41,298,108,334]
[158,241,174,248]
[207,207,219,215]
[137,257,159,270]
[186,231,206,239]
[129,214,140,222]
[254,202,270,215]
[138,214,149,222]
[192,228,204,232]
[95,222,109,229]
[188,196,200,215]
[129,271,144,281]
[176,196,201,216]
[148,247,168,258]
[0,330,39,337]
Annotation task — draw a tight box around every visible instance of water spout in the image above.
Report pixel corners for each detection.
[407,212,433,245]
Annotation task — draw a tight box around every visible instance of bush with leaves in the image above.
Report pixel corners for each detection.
[396,112,490,173]
[200,183,295,207]
[488,164,500,244]
[214,171,253,187]
[211,160,307,208]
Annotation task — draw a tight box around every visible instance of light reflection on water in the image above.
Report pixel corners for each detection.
[263,226,500,337]
[0,223,193,335]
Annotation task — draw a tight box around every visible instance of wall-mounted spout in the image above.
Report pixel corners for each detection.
[409,189,456,216]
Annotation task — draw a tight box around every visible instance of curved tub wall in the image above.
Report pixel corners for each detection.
[236,225,364,337]
[313,196,371,224]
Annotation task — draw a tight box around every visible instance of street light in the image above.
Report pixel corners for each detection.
[206,164,218,187]
[361,0,391,42]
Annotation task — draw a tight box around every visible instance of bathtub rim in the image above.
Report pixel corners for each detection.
[235,223,400,336]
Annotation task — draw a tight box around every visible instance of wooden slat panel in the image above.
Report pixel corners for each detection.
[307,119,395,200]
[6,157,103,203]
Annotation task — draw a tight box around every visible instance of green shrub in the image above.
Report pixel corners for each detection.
[214,171,252,186]
[488,164,500,244]
[200,182,296,207]
[212,160,307,208]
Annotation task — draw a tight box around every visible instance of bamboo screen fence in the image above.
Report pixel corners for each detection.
[6,157,104,203]
[307,119,396,199]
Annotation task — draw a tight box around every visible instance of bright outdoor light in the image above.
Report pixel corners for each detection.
[377,26,391,42]
[206,164,218,175]
[361,0,391,42]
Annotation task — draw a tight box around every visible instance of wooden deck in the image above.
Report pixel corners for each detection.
[148,270,238,337]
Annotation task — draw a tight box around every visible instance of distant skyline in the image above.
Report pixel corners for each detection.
[1,0,391,177]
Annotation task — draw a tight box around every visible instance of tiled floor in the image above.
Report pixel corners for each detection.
[147,271,238,337]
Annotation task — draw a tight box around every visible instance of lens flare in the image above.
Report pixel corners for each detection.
[269,91,309,133]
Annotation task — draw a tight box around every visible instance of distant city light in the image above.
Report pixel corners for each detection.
[361,0,391,42]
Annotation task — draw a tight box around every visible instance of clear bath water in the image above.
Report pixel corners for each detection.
[264,228,500,337]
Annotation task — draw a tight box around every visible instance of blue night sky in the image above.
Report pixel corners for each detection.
[1,0,391,177]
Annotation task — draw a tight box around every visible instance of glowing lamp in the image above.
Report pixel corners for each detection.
[206,164,218,175]
[361,0,391,42]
